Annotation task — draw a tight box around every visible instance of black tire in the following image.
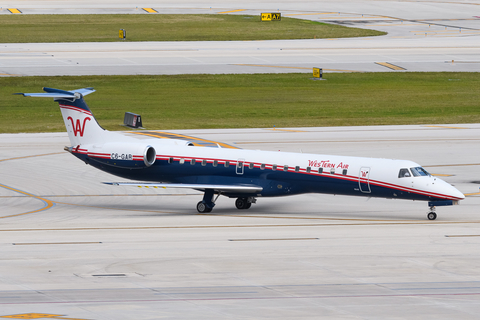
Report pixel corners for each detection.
[235,198,247,210]
[197,201,207,213]
[244,202,252,209]
[427,212,437,220]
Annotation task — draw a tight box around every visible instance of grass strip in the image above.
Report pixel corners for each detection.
[0,14,385,43]
[2,72,479,133]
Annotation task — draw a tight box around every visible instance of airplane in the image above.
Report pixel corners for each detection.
[17,87,465,220]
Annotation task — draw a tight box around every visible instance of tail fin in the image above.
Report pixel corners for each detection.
[16,87,105,146]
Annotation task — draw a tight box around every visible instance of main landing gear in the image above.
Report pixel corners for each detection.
[235,197,256,210]
[427,206,437,220]
[196,189,218,213]
[196,201,213,213]
[196,190,257,213]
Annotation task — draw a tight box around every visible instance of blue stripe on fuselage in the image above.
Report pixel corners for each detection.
[73,152,437,201]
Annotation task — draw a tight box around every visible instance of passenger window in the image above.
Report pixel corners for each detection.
[224,161,229,167]
[318,167,323,174]
[202,159,207,166]
[283,165,289,172]
[295,166,300,172]
[179,158,185,165]
[168,157,173,164]
[330,168,335,174]
[190,159,196,165]
[342,169,347,175]
[272,164,277,170]
[213,160,218,167]
[249,163,254,169]
[260,164,265,170]
[306,167,311,173]
[398,168,410,178]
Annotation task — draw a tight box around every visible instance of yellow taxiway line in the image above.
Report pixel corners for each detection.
[264,128,307,132]
[131,131,239,149]
[234,64,361,73]
[2,219,480,234]
[424,125,468,129]
[285,12,339,16]
[375,62,406,70]
[142,8,158,13]
[0,152,64,163]
[8,8,22,14]
[218,9,245,14]
[1,313,89,320]
[0,183,55,219]
[464,192,480,196]
[12,242,102,246]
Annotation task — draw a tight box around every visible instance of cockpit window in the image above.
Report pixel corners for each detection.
[410,167,430,177]
[398,168,411,178]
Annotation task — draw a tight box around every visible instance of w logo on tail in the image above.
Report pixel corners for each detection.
[67,116,91,137]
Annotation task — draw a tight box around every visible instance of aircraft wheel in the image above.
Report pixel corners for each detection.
[197,201,212,213]
[427,212,437,220]
[235,197,254,209]
[235,198,247,210]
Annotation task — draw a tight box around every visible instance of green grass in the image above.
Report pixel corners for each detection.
[2,73,480,133]
[0,14,385,43]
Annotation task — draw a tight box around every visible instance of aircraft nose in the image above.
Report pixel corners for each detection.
[452,186,465,200]
[441,179,465,200]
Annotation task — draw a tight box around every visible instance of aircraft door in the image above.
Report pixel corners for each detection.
[236,158,245,175]
[359,167,371,193]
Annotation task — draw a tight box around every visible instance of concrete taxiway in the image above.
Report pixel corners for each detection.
[1,0,480,76]
[1,125,480,319]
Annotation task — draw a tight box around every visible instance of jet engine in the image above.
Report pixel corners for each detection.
[82,142,157,168]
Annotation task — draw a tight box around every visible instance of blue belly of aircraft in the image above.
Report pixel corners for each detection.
[78,154,434,201]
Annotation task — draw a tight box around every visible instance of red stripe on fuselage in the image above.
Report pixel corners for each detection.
[154,153,462,201]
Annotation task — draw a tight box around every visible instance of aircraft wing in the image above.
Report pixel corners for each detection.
[104,182,263,194]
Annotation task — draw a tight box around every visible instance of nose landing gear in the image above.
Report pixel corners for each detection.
[427,206,437,220]
[426,200,459,221]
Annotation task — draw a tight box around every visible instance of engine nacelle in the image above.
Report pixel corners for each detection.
[142,145,156,167]
[82,142,156,168]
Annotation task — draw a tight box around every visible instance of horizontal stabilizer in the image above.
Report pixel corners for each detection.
[104,182,263,193]
[15,87,95,98]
